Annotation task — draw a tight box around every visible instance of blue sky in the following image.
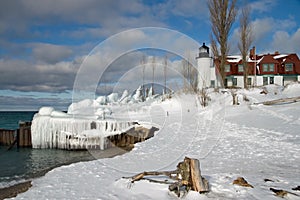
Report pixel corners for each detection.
[0,0,299,110]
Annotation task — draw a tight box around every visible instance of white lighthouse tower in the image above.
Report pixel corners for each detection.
[196,43,212,90]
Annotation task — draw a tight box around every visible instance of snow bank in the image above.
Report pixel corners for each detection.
[283,82,300,97]
[18,84,300,199]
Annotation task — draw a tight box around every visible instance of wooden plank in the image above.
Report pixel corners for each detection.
[189,158,209,193]
[254,96,300,105]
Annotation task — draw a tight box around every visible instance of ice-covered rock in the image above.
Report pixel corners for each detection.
[68,99,100,116]
[107,93,119,103]
[95,107,112,119]
[96,96,107,105]
[50,110,69,117]
[132,86,143,102]
[119,90,130,104]
[38,107,54,116]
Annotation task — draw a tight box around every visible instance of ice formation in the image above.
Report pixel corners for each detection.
[31,113,136,150]
[31,86,163,150]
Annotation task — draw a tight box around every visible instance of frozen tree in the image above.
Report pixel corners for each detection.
[238,4,252,89]
[208,0,237,85]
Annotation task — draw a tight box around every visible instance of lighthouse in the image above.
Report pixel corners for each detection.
[196,43,212,90]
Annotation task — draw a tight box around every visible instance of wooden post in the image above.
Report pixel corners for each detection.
[19,125,24,147]
[16,129,20,148]
[16,121,32,147]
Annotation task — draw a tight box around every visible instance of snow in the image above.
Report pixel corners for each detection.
[95,96,107,105]
[107,93,119,103]
[274,54,287,59]
[14,83,300,199]
[38,107,54,116]
[132,86,143,102]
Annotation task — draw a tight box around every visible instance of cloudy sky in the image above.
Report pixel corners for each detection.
[0,0,299,110]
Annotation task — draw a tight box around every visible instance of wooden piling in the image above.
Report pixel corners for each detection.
[0,129,15,146]
[17,121,32,148]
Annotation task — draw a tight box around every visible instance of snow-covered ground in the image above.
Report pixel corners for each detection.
[13,84,300,199]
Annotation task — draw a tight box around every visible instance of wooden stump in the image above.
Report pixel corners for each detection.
[173,157,209,194]
[126,157,209,197]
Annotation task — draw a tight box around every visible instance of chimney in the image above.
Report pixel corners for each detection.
[250,46,255,60]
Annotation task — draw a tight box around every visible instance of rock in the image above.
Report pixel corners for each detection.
[233,177,253,188]
[292,186,300,191]
[270,188,300,198]
[264,178,275,182]
[270,188,288,198]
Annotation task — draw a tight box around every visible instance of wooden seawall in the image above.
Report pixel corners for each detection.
[0,121,32,148]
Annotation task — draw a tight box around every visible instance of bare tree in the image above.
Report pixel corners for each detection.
[163,55,168,95]
[141,55,146,101]
[208,0,237,86]
[152,56,156,95]
[238,4,252,89]
[181,52,198,93]
[181,59,189,92]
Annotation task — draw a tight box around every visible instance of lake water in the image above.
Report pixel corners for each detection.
[0,111,95,188]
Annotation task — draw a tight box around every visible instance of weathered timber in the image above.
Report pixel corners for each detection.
[0,129,15,146]
[18,122,32,148]
[0,122,32,148]
[233,177,253,188]
[253,96,300,105]
[107,126,158,150]
[189,158,209,193]
[125,157,209,197]
[270,188,300,198]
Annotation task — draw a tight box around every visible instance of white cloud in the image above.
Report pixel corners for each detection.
[249,0,277,14]
[251,18,273,42]
[271,28,300,54]
[0,58,78,92]
[31,43,73,64]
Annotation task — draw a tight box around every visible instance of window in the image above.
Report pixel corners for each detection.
[238,64,244,72]
[247,78,251,85]
[270,77,274,84]
[263,64,268,72]
[232,78,237,86]
[210,80,215,88]
[225,64,230,72]
[285,63,293,72]
[269,64,274,72]
[262,63,275,72]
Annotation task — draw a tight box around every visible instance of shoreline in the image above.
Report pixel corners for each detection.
[0,146,131,199]
[0,181,32,200]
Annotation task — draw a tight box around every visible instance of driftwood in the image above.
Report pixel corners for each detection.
[233,177,253,188]
[270,188,300,198]
[253,96,300,105]
[124,157,209,197]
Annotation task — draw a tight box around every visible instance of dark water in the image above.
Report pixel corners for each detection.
[0,111,95,188]
[0,111,37,130]
[0,147,94,188]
